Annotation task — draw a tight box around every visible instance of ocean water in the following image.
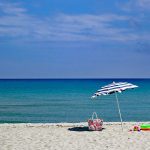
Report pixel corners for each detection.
[0,79,149,123]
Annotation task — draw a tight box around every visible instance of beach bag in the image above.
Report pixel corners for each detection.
[88,112,103,131]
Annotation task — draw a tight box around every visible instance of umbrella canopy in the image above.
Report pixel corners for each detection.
[91,81,138,130]
[92,82,138,98]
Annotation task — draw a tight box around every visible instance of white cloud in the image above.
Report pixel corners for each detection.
[0,1,146,43]
[0,2,26,15]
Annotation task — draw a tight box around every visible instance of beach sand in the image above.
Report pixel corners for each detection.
[0,122,150,150]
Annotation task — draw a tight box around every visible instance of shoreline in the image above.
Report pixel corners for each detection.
[0,121,150,126]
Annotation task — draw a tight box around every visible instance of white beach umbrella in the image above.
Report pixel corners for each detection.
[91,82,138,130]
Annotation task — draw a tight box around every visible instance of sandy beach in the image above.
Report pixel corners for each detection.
[0,122,150,150]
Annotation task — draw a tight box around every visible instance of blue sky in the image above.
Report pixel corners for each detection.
[0,0,150,78]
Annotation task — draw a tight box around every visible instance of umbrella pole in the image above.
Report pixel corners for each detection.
[115,92,123,131]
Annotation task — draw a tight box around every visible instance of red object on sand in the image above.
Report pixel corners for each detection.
[141,129,150,131]
[88,112,103,131]
[133,126,140,131]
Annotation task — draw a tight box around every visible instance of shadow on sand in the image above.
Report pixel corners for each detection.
[68,127,105,132]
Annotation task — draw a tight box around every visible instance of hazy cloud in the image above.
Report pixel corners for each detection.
[120,0,150,12]
[0,1,147,43]
[0,2,26,15]
[136,0,150,10]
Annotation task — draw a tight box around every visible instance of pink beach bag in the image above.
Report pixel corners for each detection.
[88,112,103,131]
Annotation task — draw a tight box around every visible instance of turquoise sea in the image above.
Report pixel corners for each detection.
[0,79,149,123]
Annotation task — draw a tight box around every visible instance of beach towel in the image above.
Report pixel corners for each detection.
[88,112,103,131]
